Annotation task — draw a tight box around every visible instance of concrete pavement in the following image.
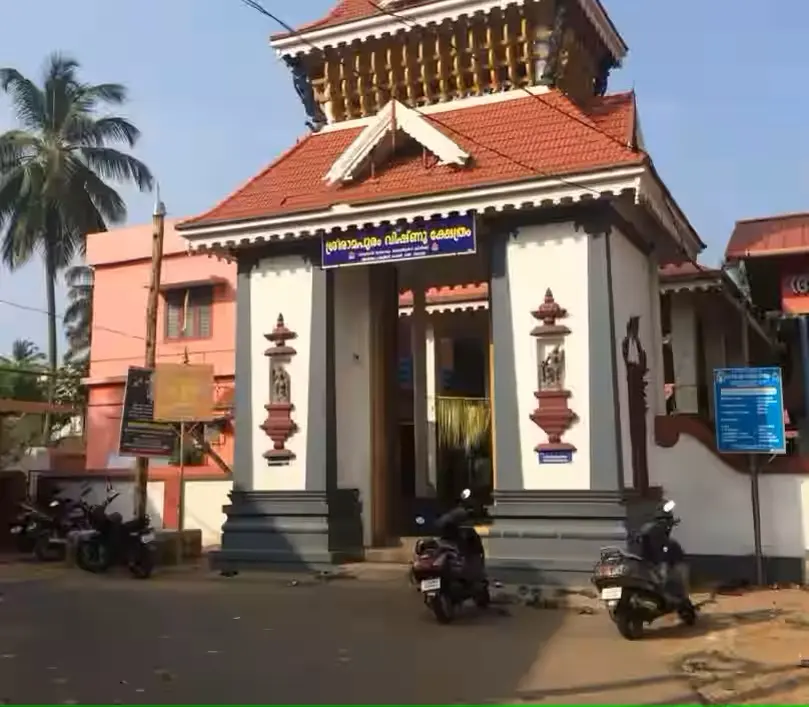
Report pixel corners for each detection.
[0,565,700,704]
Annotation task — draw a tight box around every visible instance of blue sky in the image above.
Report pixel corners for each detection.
[0,0,807,354]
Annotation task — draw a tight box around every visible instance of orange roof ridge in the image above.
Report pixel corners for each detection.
[735,210,809,225]
[179,91,642,229]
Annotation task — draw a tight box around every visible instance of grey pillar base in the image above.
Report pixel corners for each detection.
[209,489,364,572]
[486,488,662,587]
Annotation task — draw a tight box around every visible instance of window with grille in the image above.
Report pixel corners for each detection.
[165,286,213,340]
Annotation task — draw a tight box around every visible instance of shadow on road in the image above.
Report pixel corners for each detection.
[0,572,568,705]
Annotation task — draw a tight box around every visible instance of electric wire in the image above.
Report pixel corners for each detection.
[237,0,612,197]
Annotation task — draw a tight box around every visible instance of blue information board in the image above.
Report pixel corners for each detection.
[713,367,786,454]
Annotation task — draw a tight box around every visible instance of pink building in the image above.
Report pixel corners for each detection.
[84,220,235,536]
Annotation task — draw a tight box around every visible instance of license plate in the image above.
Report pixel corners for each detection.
[9,526,21,535]
[140,533,155,544]
[601,586,622,600]
[420,578,441,592]
[48,537,67,545]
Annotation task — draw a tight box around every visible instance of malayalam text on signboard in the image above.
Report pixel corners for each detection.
[118,367,177,457]
[713,366,786,455]
[321,214,476,269]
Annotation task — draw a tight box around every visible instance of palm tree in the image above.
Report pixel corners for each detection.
[63,263,94,368]
[0,338,47,401]
[0,53,153,437]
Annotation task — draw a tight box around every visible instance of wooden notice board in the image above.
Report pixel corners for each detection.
[152,363,215,423]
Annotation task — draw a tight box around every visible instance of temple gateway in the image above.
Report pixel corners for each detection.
[177,0,703,584]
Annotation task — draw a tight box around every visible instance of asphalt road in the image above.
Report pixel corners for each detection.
[0,567,697,705]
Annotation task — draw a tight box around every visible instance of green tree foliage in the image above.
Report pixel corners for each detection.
[0,53,152,435]
[63,264,93,367]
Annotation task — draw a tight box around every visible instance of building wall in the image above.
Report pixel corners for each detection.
[84,220,236,544]
[182,479,232,547]
[506,222,591,490]
[87,221,235,383]
[248,254,314,491]
[333,266,373,546]
[653,433,807,564]
[51,478,166,528]
[610,230,658,488]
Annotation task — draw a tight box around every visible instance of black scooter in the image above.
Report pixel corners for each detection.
[410,488,490,624]
[591,499,697,640]
[10,488,92,561]
[75,488,156,579]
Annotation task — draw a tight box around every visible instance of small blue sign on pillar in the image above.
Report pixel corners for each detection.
[538,449,574,464]
[713,367,786,455]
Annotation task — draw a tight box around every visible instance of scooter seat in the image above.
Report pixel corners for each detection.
[600,546,645,562]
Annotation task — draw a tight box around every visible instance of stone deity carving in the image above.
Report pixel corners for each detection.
[271,365,291,404]
[540,345,565,390]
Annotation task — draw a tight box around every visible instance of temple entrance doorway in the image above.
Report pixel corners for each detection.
[368,248,493,547]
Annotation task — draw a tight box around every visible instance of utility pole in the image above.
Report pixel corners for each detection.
[133,188,166,519]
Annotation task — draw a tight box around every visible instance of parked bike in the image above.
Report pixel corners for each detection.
[75,487,156,579]
[410,488,490,624]
[591,499,697,640]
[9,487,92,561]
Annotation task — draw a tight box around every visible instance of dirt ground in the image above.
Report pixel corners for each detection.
[644,587,809,704]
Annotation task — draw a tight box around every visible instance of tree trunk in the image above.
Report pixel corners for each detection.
[42,240,58,444]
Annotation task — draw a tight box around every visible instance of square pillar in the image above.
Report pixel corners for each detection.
[425,321,438,494]
[231,257,255,493]
[669,293,700,414]
[212,250,358,573]
[411,286,433,497]
[485,214,661,587]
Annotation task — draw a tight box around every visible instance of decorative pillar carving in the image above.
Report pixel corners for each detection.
[529,289,577,458]
[260,314,298,464]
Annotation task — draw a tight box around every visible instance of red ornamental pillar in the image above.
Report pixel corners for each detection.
[529,289,577,455]
[260,314,298,464]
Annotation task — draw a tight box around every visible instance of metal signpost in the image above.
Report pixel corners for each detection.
[713,366,786,586]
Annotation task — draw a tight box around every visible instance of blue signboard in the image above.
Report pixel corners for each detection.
[713,367,786,454]
[538,449,574,464]
[321,214,476,269]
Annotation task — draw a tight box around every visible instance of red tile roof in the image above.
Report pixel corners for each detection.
[180,90,642,229]
[399,283,488,307]
[726,212,809,259]
[658,261,720,280]
[399,264,717,307]
[271,0,430,39]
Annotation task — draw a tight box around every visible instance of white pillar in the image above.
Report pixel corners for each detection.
[425,321,438,494]
[411,287,432,497]
[703,306,728,420]
[669,293,699,413]
[648,258,666,416]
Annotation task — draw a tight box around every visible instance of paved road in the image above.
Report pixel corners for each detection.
[0,566,698,704]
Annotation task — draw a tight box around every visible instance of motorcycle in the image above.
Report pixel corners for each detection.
[75,488,156,579]
[410,488,490,624]
[591,499,697,640]
[9,488,92,561]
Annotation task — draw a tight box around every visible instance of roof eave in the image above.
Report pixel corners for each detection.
[177,162,648,252]
[271,0,627,63]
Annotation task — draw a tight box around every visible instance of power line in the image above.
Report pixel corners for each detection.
[243,0,700,272]
[361,0,700,264]
[364,0,638,156]
[236,0,608,197]
[0,297,145,341]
